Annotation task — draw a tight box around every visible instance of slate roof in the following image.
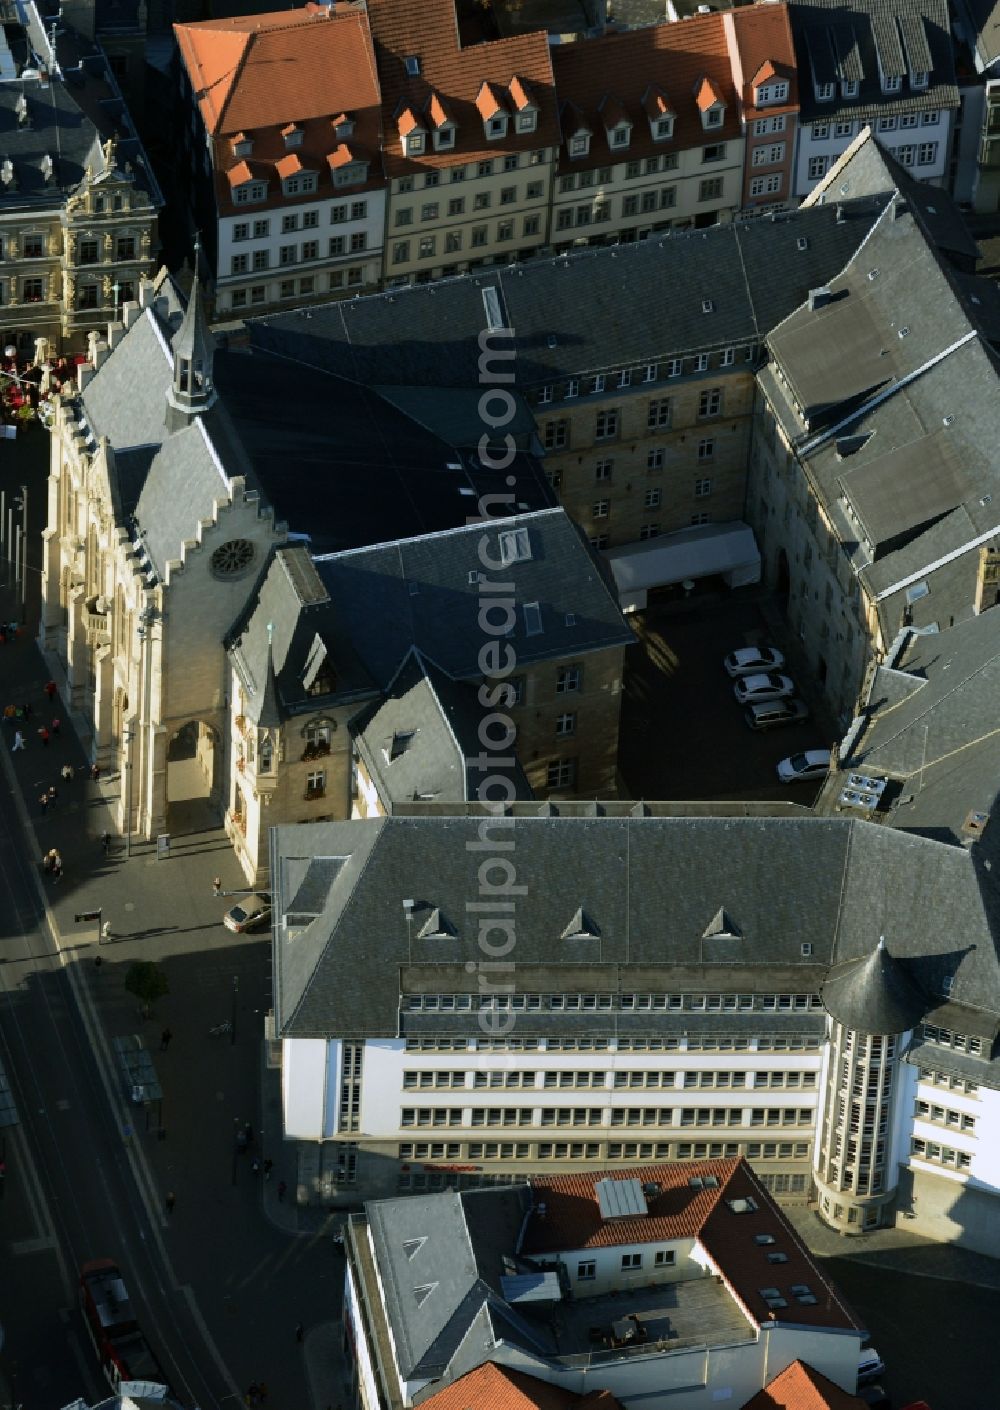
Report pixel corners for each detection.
[174,7,384,218]
[248,196,889,388]
[78,282,554,572]
[744,1359,867,1410]
[351,648,533,806]
[844,613,1000,842]
[269,814,1000,1042]
[550,13,742,173]
[366,0,559,178]
[312,508,634,683]
[0,19,159,212]
[788,0,958,122]
[822,936,928,1034]
[954,0,1000,70]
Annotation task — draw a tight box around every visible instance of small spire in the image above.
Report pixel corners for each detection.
[165,235,217,430]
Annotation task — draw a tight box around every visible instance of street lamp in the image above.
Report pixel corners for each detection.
[123,724,135,858]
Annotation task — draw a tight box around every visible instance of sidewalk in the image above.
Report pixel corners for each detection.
[0,627,348,1410]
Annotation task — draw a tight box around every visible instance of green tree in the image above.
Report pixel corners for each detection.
[124,961,169,1018]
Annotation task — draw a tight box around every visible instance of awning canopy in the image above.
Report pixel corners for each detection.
[606,521,761,599]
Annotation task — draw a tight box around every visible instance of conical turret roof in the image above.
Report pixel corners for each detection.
[821,937,927,1036]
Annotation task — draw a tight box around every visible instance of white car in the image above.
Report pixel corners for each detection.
[733,672,796,705]
[857,1348,886,1386]
[776,749,832,783]
[723,645,785,678]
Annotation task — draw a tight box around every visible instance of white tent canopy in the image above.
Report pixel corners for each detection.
[606,521,761,611]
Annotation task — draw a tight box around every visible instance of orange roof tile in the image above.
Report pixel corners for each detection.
[726,2,798,115]
[396,102,424,136]
[327,142,364,168]
[753,58,780,84]
[366,0,558,174]
[744,1360,866,1410]
[175,7,380,135]
[427,91,454,127]
[226,159,253,186]
[509,74,536,111]
[331,111,350,126]
[551,16,740,172]
[231,131,248,145]
[274,152,304,178]
[522,1160,862,1337]
[417,1364,625,1410]
[281,121,300,137]
[560,100,591,137]
[476,80,507,120]
[694,74,725,110]
[643,83,673,118]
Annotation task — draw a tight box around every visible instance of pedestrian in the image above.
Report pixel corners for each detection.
[51,716,61,735]
[22,702,31,718]
[294,1322,303,1343]
[3,705,13,724]
[160,1027,172,1051]
[101,829,111,856]
[236,1128,248,1154]
[91,762,101,782]
[257,1383,268,1403]
[244,1121,254,1146]
[8,622,16,640]
[46,785,57,807]
[38,792,48,814]
[101,921,112,942]
[60,763,74,781]
[37,727,49,747]
[42,851,53,874]
[247,1385,259,1406]
[165,1191,176,1216]
[278,1180,287,1202]
[11,730,24,751]
[251,1157,261,1176]
[52,853,63,881]
[44,680,57,703]
[262,1158,272,1180]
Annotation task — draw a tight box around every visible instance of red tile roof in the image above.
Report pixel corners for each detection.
[477,80,507,120]
[695,74,725,110]
[366,0,559,175]
[551,16,741,173]
[417,1363,625,1410]
[275,152,304,178]
[521,1160,862,1336]
[175,5,384,217]
[725,2,799,117]
[744,1359,866,1410]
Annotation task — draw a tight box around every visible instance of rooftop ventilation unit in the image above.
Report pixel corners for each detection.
[837,772,887,813]
[596,1177,648,1219]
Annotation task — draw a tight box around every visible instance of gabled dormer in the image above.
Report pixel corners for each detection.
[694,75,726,131]
[509,75,539,133]
[599,94,632,152]
[281,122,304,150]
[643,84,674,142]
[228,161,267,205]
[327,143,369,187]
[477,81,509,140]
[426,91,457,152]
[396,102,427,157]
[561,101,592,159]
[231,131,252,158]
[751,60,790,107]
[275,152,317,195]
[332,112,355,141]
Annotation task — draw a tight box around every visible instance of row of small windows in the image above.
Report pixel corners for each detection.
[393,219,541,262]
[225,267,371,308]
[809,111,939,142]
[395,182,546,224]
[914,1100,977,1133]
[399,1106,816,1129]
[397,1139,811,1164]
[910,1137,972,1170]
[230,231,368,273]
[397,1166,810,1192]
[559,153,681,192]
[404,991,824,1012]
[230,202,367,241]
[917,1067,978,1095]
[402,1068,818,1090]
[538,358,749,409]
[921,1024,985,1057]
[403,1035,823,1053]
[808,142,937,182]
[393,153,548,191]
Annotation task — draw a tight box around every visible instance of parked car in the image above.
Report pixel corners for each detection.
[744,699,810,731]
[223,894,272,933]
[733,672,796,705]
[858,1348,887,1386]
[723,645,785,677]
[776,748,832,783]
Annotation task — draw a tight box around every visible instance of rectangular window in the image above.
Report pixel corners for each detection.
[252,219,269,238]
[834,121,854,138]
[648,398,671,428]
[232,224,249,243]
[644,488,661,509]
[698,388,721,418]
[418,236,436,258]
[547,758,576,789]
[593,499,610,519]
[578,1260,596,1280]
[500,186,517,205]
[543,419,569,450]
[303,211,319,228]
[647,448,664,471]
[595,409,619,440]
[878,116,898,132]
[282,214,299,233]
[556,665,581,693]
[392,241,410,265]
[350,231,367,253]
[498,220,514,242]
[595,459,613,480]
[699,177,723,202]
[231,254,248,274]
[555,712,576,737]
[702,143,726,163]
[918,142,938,165]
[621,1252,642,1270]
[252,250,269,270]
[302,240,319,260]
[808,156,828,181]
[329,236,345,257]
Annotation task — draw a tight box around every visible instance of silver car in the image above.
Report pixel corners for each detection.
[733,672,796,705]
[723,645,785,677]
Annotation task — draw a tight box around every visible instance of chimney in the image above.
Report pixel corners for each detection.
[808,286,833,312]
[77,363,95,392]
[122,299,141,330]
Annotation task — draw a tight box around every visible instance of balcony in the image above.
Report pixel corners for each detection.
[83,595,111,644]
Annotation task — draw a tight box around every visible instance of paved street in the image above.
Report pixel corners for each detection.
[0,425,350,1410]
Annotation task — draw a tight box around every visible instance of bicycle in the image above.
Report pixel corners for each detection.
[208,1020,232,1037]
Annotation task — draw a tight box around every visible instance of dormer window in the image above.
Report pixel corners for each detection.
[882,73,902,94]
[705,105,724,128]
[231,132,252,158]
[610,124,630,149]
[842,79,859,98]
[404,131,425,156]
[912,70,929,89]
[570,134,590,157]
[477,81,509,140]
[815,81,835,102]
[653,115,674,140]
[487,114,508,139]
[282,123,304,150]
[333,160,368,188]
[695,75,726,132]
[510,76,539,132]
[333,112,355,140]
[756,81,789,105]
[282,172,317,196]
[434,125,456,150]
[426,92,457,152]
